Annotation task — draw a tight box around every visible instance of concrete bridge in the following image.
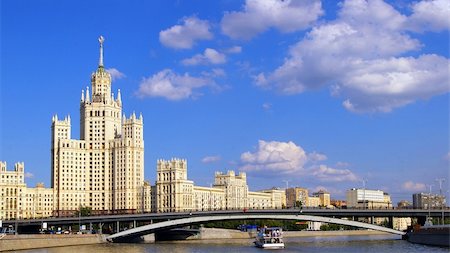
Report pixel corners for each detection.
[106,213,406,242]
[4,209,448,236]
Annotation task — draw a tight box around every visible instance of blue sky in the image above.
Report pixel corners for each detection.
[1,0,449,204]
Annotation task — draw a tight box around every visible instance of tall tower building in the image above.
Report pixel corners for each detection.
[51,36,145,216]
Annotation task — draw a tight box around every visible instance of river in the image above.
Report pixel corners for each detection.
[15,235,447,253]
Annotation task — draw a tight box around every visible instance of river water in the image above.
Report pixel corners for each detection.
[16,235,447,253]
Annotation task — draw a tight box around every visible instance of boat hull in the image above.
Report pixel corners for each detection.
[406,225,450,247]
[254,241,285,249]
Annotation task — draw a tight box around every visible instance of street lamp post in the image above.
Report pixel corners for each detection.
[436,178,445,225]
[362,179,368,210]
[427,185,433,225]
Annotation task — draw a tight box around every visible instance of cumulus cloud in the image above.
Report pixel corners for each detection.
[182,48,227,66]
[239,140,358,182]
[336,161,350,168]
[159,16,213,49]
[201,68,227,78]
[240,140,308,174]
[311,165,358,182]
[226,46,242,54]
[402,181,426,192]
[407,0,450,32]
[106,68,125,81]
[202,156,221,163]
[24,172,34,178]
[221,0,323,40]
[255,0,450,113]
[308,152,327,162]
[136,69,217,100]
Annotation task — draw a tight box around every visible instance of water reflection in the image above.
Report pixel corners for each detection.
[17,235,447,253]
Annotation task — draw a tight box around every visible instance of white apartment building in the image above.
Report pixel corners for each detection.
[51,36,145,216]
[155,159,285,212]
[0,162,53,220]
[346,188,392,209]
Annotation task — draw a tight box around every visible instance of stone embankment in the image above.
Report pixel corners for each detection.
[0,229,394,250]
[198,227,391,240]
[0,234,106,252]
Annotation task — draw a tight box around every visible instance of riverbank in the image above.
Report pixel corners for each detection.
[0,234,106,252]
[191,228,395,241]
[0,229,396,251]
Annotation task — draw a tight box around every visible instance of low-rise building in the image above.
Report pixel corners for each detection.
[285,187,308,208]
[412,193,446,209]
[397,200,412,209]
[0,161,53,220]
[23,183,54,219]
[330,199,346,208]
[393,217,412,231]
[312,190,331,207]
[346,188,391,209]
[307,196,320,207]
[155,159,286,212]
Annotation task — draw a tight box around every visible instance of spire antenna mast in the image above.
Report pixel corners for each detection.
[98,36,105,67]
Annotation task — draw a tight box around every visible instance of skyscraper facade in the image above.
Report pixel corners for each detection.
[51,36,146,216]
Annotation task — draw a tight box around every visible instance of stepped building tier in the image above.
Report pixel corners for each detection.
[51,36,146,216]
[155,158,285,212]
[0,162,53,220]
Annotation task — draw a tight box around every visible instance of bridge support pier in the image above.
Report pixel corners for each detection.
[116,221,120,233]
[133,220,136,229]
[417,216,426,226]
[388,217,393,229]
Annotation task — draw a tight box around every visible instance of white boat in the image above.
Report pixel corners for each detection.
[254,227,285,249]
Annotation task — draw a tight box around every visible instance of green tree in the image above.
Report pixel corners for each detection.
[75,206,92,217]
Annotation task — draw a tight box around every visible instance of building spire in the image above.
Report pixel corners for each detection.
[98,36,105,67]
[86,86,90,103]
[117,89,122,103]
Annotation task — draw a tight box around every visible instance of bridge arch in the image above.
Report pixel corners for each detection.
[107,214,405,242]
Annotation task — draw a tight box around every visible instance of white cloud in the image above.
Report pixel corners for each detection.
[136,69,217,100]
[221,0,323,40]
[182,48,226,66]
[402,181,426,192]
[240,140,308,174]
[24,172,34,178]
[311,165,358,182]
[226,46,242,54]
[336,161,350,168]
[308,151,327,162]
[407,0,450,32]
[262,102,272,111]
[255,0,450,113]
[159,17,213,49]
[444,152,450,161]
[239,140,358,182]
[202,156,221,163]
[201,68,226,78]
[340,55,450,113]
[106,68,125,81]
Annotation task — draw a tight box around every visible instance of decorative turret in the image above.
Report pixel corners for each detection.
[91,36,112,103]
[86,86,90,103]
[117,89,122,104]
[81,89,85,102]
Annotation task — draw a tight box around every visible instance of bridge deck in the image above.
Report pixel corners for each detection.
[106,214,406,242]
